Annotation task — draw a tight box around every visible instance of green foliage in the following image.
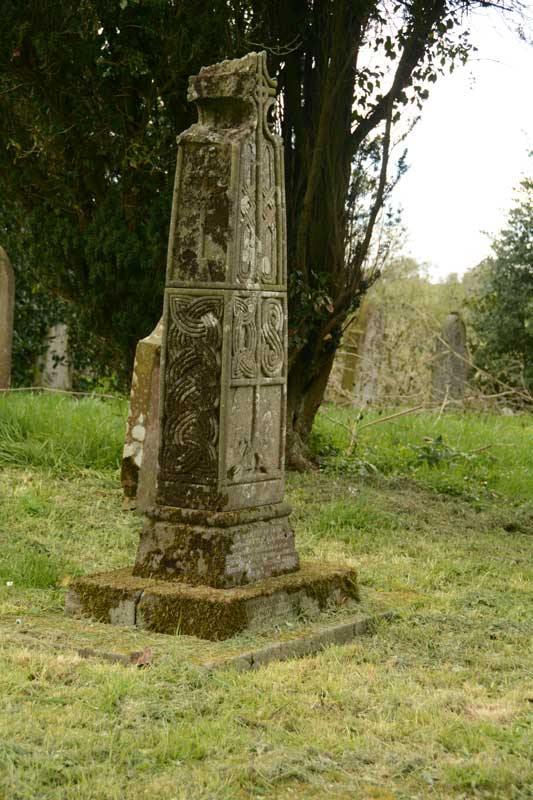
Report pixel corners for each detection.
[330,258,469,407]
[313,404,533,502]
[468,176,533,395]
[0,0,237,380]
[408,433,478,466]
[0,204,128,388]
[0,0,489,419]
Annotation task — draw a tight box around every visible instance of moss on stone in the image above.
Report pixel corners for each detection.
[66,562,358,640]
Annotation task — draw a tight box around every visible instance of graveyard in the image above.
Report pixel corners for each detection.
[0,393,532,797]
[1,6,533,800]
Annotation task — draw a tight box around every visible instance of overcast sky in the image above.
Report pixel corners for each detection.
[393,2,533,281]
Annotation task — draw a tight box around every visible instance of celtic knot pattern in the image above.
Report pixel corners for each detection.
[160,295,223,485]
[232,296,258,379]
[237,140,256,283]
[261,143,277,284]
[261,298,284,377]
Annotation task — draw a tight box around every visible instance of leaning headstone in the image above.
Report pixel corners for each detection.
[39,323,72,390]
[121,318,163,511]
[0,247,15,389]
[431,312,469,405]
[67,52,358,640]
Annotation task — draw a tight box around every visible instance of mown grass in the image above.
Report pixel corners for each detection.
[0,394,532,800]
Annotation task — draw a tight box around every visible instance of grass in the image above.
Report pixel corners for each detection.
[0,392,126,473]
[0,394,532,799]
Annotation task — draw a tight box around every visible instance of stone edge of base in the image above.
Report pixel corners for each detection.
[202,611,397,672]
[71,611,396,671]
[66,562,359,640]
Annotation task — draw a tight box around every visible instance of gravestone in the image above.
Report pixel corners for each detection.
[0,247,15,390]
[67,52,358,640]
[121,317,163,511]
[351,306,385,406]
[432,312,469,405]
[39,323,72,390]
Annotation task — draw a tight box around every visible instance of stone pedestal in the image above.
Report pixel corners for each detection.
[133,503,298,588]
[66,563,358,641]
[67,52,358,639]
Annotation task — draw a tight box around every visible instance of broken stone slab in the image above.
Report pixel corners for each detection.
[0,246,15,390]
[66,562,359,641]
[121,317,163,511]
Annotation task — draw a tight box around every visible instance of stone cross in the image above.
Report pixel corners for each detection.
[432,312,469,405]
[67,53,358,640]
[0,247,15,390]
[133,50,299,587]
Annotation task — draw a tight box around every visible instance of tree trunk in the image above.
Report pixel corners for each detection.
[286,331,337,470]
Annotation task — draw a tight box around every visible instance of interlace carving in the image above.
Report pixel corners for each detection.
[261,143,277,284]
[232,296,258,379]
[160,295,223,484]
[237,140,256,284]
[261,298,284,377]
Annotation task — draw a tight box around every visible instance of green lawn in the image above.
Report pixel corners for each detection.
[0,394,531,799]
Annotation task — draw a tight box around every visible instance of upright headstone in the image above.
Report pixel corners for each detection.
[351,306,385,406]
[67,53,358,640]
[39,323,72,390]
[432,312,469,405]
[121,318,163,511]
[0,247,15,390]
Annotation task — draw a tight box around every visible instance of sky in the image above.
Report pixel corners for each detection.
[393,3,533,282]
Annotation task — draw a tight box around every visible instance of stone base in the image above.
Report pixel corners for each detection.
[66,563,359,641]
[133,503,300,588]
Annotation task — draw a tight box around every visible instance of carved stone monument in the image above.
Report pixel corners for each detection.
[0,247,15,390]
[67,53,358,640]
[432,312,469,405]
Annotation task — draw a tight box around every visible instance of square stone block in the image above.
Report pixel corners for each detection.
[133,503,299,588]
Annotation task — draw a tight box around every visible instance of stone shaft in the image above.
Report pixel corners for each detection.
[0,247,15,390]
[157,52,288,513]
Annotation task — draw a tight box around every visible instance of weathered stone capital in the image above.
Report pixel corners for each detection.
[187,51,276,111]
